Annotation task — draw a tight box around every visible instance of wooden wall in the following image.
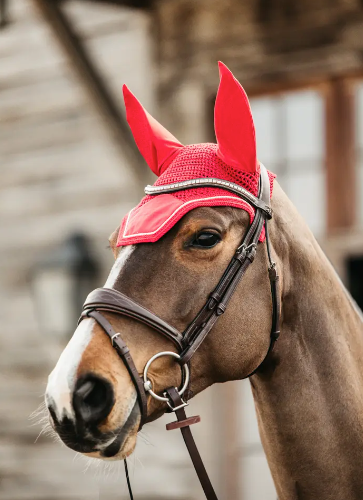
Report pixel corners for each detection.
[155,0,363,95]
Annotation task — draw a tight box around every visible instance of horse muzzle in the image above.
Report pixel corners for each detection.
[46,373,139,458]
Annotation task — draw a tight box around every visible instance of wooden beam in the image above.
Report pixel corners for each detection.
[32,0,148,187]
[64,0,152,7]
[325,78,357,232]
[0,0,9,28]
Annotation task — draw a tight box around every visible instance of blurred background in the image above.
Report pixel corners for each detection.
[1,0,363,499]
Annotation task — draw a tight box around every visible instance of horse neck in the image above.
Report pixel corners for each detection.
[252,187,363,500]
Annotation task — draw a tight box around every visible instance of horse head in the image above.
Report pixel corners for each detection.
[45,62,278,461]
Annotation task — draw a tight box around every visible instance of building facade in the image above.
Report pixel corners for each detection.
[1,1,363,499]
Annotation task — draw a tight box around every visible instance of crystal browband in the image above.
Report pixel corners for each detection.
[144,177,272,219]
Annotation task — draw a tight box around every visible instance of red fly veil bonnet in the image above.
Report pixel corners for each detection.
[117,62,275,247]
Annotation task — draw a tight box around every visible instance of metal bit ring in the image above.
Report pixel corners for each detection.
[143,351,189,402]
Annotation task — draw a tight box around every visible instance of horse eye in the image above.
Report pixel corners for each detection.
[191,232,221,248]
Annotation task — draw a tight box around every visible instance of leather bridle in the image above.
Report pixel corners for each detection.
[79,163,280,500]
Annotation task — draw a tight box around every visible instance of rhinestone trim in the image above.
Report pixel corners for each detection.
[144,178,272,219]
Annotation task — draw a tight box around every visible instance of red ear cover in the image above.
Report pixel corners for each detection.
[214,62,258,173]
[123,85,183,176]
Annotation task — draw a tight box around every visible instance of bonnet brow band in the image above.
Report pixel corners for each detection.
[144,177,272,219]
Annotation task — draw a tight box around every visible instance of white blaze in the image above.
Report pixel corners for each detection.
[46,319,95,420]
[46,245,135,420]
[105,245,135,288]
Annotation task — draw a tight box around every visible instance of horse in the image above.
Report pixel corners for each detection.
[45,62,363,500]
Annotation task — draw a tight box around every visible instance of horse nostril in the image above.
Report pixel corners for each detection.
[73,375,114,426]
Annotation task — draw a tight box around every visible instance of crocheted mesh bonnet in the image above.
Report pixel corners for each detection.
[117,63,275,247]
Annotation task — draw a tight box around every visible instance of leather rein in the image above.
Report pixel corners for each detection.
[79,164,280,500]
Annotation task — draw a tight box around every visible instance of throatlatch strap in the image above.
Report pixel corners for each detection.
[165,387,218,500]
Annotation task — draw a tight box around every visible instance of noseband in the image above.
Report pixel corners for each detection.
[79,164,280,500]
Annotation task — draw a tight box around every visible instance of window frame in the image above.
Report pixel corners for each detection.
[247,78,359,234]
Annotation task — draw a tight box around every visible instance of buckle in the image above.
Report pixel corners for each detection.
[236,242,256,260]
[165,395,189,412]
[111,333,120,346]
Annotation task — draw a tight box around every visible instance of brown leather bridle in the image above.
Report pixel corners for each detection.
[79,164,280,500]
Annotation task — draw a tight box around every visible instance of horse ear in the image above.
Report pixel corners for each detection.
[214,62,258,173]
[123,85,183,176]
